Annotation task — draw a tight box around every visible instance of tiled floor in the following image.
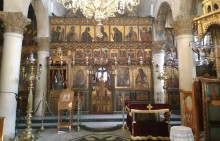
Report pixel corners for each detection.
[17,128,131,141]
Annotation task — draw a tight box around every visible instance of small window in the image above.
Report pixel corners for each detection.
[214,4,219,11]
[208,5,211,13]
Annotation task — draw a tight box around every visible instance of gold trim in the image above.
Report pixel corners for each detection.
[194,10,220,41]
[131,135,169,140]
[130,108,169,113]
[50,17,154,25]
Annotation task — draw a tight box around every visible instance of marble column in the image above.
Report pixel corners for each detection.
[152,41,165,103]
[172,15,196,123]
[0,12,30,139]
[34,37,50,116]
[172,15,196,91]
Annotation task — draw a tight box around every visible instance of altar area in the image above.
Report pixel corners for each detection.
[46,42,153,114]
[17,16,180,116]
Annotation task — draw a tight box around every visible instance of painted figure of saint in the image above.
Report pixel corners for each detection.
[81,27,93,43]
[136,68,149,88]
[66,26,78,42]
[125,26,138,42]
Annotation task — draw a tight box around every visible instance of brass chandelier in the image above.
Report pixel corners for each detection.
[57,0,140,24]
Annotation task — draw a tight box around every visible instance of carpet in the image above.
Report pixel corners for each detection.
[70,134,130,141]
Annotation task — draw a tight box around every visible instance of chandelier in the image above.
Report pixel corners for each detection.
[57,0,140,24]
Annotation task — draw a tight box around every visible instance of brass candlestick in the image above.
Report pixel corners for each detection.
[155,64,172,104]
[77,91,81,132]
[16,53,41,141]
[121,92,125,131]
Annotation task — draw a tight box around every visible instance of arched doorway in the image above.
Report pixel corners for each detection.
[89,65,115,114]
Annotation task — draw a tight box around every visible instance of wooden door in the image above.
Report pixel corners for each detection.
[91,80,113,114]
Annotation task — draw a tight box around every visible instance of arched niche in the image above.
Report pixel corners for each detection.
[89,65,115,114]
[89,65,115,90]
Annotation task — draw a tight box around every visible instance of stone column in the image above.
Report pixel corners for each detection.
[172,15,196,91]
[0,12,30,139]
[152,41,165,103]
[34,37,50,116]
[172,15,196,123]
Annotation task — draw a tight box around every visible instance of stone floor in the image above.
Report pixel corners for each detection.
[13,113,182,141]
[35,128,131,141]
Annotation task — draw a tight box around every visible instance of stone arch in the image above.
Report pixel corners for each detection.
[31,0,50,38]
[154,2,173,40]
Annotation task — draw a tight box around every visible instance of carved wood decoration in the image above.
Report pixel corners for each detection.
[91,80,113,114]
[193,2,220,82]
[194,0,220,41]
[48,17,154,114]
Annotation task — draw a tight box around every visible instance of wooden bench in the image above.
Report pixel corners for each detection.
[0,117,4,141]
[125,103,170,140]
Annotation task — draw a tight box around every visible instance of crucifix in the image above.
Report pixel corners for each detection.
[147,104,153,110]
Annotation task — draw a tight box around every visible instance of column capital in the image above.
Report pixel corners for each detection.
[0,12,31,34]
[152,40,165,53]
[36,37,51,52]
[172,15,194,36]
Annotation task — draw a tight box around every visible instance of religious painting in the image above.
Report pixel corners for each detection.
[51,25,65,42]
[110,26,124,42]
[23,24,37,45]
[115,66,131,88]
[71,66,88,89]
[127,49,135,59]
[65,25,80,42]
[119,49,127,59]
[75,49,84,59]
[135,91,150,101]
[51,69,67,90]
[85,48,92,58]
[80,26,95,43]
[110,49,118,59]
[144,49,151,59]
[124,26,138,42]
[118,94,130,106]
[101,48,110,58]
[134,67,151,89]
[165,28,174,47]
[136,49,144,59]
[93,49,101,58]
[206,83,220,100]
[139,26,152,42]
[95,25,110,42]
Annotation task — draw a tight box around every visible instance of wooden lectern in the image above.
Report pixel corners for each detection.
[57,89,74,131]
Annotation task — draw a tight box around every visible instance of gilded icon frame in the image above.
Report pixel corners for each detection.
[115,66,132,88]
[134,66,151,90]
[71,66,88,89]
[75,49,84,59]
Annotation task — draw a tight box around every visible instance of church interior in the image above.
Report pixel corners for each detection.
[0,0,220,140]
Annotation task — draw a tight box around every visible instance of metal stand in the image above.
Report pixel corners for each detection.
[156,64,172,103]
[40,97,45,132]
[77,91,81,131]
[16,59,36,141]
[122,92,125,131]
